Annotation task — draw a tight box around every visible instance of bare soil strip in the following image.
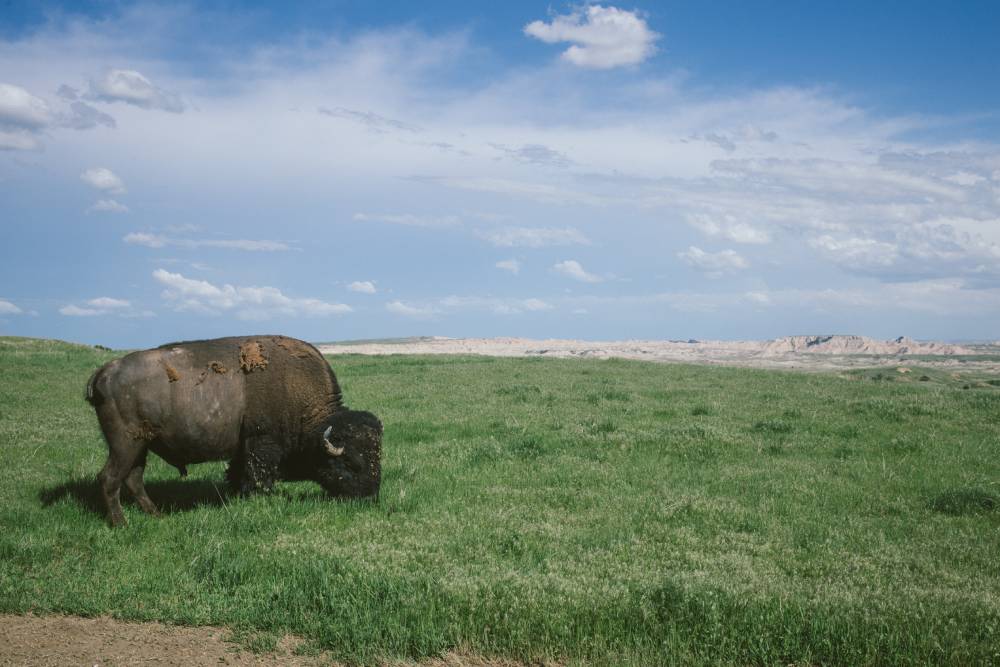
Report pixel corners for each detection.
[0,614,545,667]
[0,614,326,666]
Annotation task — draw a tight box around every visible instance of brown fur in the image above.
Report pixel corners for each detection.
[273,336,313,359]
[162,362,180,383]
[239,342,268,372]
[126,420,157,442]
[209,361,227,373]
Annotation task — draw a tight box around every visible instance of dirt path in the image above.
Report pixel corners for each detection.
[0,614,541,666]
[0,614,328,666]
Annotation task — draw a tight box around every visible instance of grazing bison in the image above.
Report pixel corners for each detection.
[85,335,381,526]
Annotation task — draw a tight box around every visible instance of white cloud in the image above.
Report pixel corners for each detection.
[353,212,460,227]
[81,167,126,195]
[745,291,771,306]
[87,69,184,112]
[943,171,987,187]
[386,300,436,317]
[687,213,771,244]
[0,83,52,151]
[479,226,590,248]
[0,82,52,129]
[808,235,899,270]
[383,294,555,317]
[59,296,133,317]
[442,177,609,206]
[524,5,659,69]
[553,259,603,283]
[438,295,553,315]
[153,269,351,319]
[124,233,290,251]
[0,129,40,151]
[490,142,570,167]
[319,107,421,133]
[521,298,552,311]
[748,279,1000,316]
[496,259,521,274]
[61,100,116,130]
[87,199,129,214]
[348,280,377,294]
[678,246,749,276]
[87,297,130,309]
[59,304,103,316]
[0,83,113,151]
[124,232,166,248]
[0,299,23,315]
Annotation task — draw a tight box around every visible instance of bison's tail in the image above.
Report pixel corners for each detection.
[85,366,105,406]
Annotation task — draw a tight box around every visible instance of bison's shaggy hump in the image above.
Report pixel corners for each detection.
[239,341,268,372]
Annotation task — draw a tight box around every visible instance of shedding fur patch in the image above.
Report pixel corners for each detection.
[162,362,180,383]
[239,342,268,372]
[273,336,313,359]
[127,419,156,442]
[209,361,228,374]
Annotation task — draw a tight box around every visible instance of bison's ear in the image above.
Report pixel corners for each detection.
[323,425,344,456]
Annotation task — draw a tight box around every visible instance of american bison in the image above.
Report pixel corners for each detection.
[86,335,381,526]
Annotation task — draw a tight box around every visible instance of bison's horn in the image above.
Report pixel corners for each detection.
[323,426,344,456]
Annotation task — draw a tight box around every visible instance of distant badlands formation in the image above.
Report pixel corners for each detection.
[318,335,993,370]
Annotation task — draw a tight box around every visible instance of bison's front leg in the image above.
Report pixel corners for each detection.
[230,435,282,495]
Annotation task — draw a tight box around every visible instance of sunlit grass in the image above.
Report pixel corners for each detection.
[1,337,998,665]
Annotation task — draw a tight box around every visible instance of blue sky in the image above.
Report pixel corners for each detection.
[1,2,999,348]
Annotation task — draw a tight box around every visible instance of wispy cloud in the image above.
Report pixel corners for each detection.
[59,296,134,317]
[81,167,126,195]
[319,107,421,133]
[495,259,521,274]
[524,5,659,69]
[386,300,436,318]
[347,280,377,294]
[353,212,460,227]
[678,246,749,277]
[553,259,604,283]
[386,294,553,318]
[0,82,113,151]
[87,69,184,112]
[687,213,770,244]
[0,82,52,129]
[124,233,291,251]
[0,299,23,315]
[490,142,571,168]
[439,295,553,314]
[87,199,129,214]
[153,269,350,319]
[478,226,590,248]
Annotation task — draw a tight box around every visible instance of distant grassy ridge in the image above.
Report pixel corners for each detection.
[1,337,998,665]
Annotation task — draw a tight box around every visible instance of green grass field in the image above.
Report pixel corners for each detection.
[1,336,998,665]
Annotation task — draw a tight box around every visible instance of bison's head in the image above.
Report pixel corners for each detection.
[314,409,382,499]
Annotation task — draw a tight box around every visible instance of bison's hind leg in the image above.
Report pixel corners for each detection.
[94,406,152,527]
[97,442,151,528]
[123,452,161,518]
